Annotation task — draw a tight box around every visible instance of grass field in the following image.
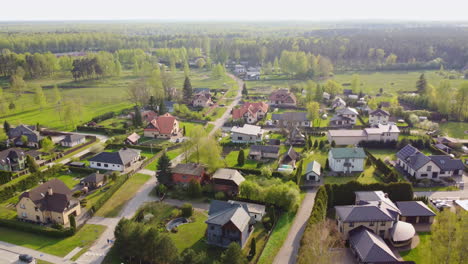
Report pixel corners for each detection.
[224,148,259,169]
[95,173,151,217]
[439,122,468,139]
[169,211,208,252]
[257,212,296,264]
[400,232,431,263]
[0,224,105,257]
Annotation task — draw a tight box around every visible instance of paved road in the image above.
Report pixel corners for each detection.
[415,189,468,199]
[273,188,317,264]
[171,73,244,166]
[0,249,21,264]
[0,241,72,264]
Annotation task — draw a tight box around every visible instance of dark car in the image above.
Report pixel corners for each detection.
[19,254,34,263]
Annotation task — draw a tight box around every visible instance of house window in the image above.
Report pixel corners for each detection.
[427,166,432,172]
[210,226,214,230]
[237,136,242,140]
[380,222,386,226]
[421,173,428,177]
[20,204,25,209]
[349,222,354,227]
[35,207,38,212]
[22,212,27,217]
[104,164,108,168]
[97,163,101,166]
[369,221,375,226]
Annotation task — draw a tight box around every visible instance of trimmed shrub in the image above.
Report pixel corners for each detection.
[181,203,193,218]
[0,219,74,238]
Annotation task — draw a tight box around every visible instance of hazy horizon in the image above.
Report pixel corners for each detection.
[2,0,468,22]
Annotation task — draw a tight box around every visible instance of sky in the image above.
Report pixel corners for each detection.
[1,0,468,21]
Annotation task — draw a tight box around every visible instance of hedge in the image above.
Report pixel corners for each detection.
[91,111,116,123]
[308,185,328,224]
[0,171,14,184]
[325,181,414,208]
[0,219,75,238]
[76,126,128,135]
[67,166,98,174]
[90,173,131,214]
[227,167,284,178]
[106,143,162,153]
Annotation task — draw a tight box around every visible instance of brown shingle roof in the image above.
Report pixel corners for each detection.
[19,179,73,213]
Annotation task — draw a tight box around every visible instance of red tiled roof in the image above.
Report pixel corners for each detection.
[232,102,269,120]
[269,89,297,103]
[145,113,177,134]
[126,132,141,143]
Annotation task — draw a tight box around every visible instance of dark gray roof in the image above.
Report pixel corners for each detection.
[335,205,394,222]
[0,148,25,165]
[369,108,390,116]
[206,200,250,231]
[330,115,353,122]
[193,88,210,94]
[172,163,205,176]
[406,152,431,170]
[396,201,436,217]
[267,139,281,145]
[429,155,465,171]
[349,226,398,263]
[396,144,419,160]
[249,145,279,155]
[8,125,41,143]
[25,150,43,158]
[61,134,86,143]
[271,112,308,121]
[283,146,300,162]
[89,148,141,165]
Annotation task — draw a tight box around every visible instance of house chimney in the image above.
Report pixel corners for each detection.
[378,201,382,207]
[47,187,53,196]
[384,193,389,198]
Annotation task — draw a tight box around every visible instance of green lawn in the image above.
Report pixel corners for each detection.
[257,212,296,264]
[169,211,208,252]
[180,121,205,136]
[0,224,105,257]
[439,122,468,139]
[225,149,259,169]
[323,166,383,185]
[95,173,151,217]
[400,232,431,263]
[167,147,184,161]
[53,174,82,189]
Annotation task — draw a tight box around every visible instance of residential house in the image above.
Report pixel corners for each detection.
[322,92,331,100]
[0,148,26,171]
[228,200,266,221]
[328,148,366,173]
[171,163,206,185]
[369,109,390,126]
[144,113,180,139]
[25,150,43,161]
[232,102,269,124]
[331,97,347,109]
[7,125,42,148]
[396,144,465,179]
[327,123,400,146]
[281,146,300,167]
[348,226,400,264]
[454,200,468,212]
[231,124,264,143]
[192,92,213,108]
[287,126,306,146]
[89,148,141,172]
[336,191,416,248]
[16,179,81,225]
[205,200,252,248]
[396,201,436,224]
[271,112,310,128]
[60,134,86,147]
[330,107,359,127]
[304,161,321,182]
[193,88,210,94]
[434,143,451,154]
[233,64,246,74]
[248,145,280,160]
[82,172,107,189]
[125,132,141,145]
[212,168,245,196]
[269,89,297,107]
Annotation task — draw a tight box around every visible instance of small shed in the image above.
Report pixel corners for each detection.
[304,161,321,182]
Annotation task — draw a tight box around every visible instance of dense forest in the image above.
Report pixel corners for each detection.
[1,22,468,70]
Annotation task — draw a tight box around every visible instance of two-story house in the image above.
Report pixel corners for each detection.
[16,179,81,225]
[0,148,26,171]
[144,113,180,139]
[369,109,390,126]
[328,148,366,173]
[331,97,346,109]
[231,124,264,143]
[89,148,141,172]
[171,163,206,185]
[192,92,213,108]
[330,107,359,127]
[327,123,400,146]
[268,89,297,107]
[205,200,253,248]
[248,145,280,160]
[396,144,465,179]
[271,112,310,128]
[7,125,42,148]
[232,102,269,124]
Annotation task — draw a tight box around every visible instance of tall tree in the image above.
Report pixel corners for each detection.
[221,243,248,264]
[52,84,61,104]
[26,155,39,173]
[133,105,143,127]
[149,67,165,101]
[306,102,320,124]
[157,151,172,185]
[416,73,428,93]
[183,76,193,101]
[242,83,248,96]
[10,74,25,97]
[159,100,167,115]
[3,121,10,135]
[237,149,245,166]
[33,85,47,110]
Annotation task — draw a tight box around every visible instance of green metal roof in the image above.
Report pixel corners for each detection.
[330,148,366,159]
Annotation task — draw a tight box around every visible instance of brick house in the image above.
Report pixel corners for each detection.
[171,163,206,185]
[212,169,245,196]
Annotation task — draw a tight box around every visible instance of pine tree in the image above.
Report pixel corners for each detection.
[237,149,245,166]
[159,101,167,115]
[319,140,325,149]
[148,96,157,111]
[26,155,39,173]
[183,125,186,136]
[242,83,248,96]
[313,140,318,149]
[133,106,143,127]
[331,141,336,147]
[416,73,427,93]
[3,120,10,134]
[183,77,193,101]
[157,152,172,185]
[325,158,330,170]
[249,237,256,259]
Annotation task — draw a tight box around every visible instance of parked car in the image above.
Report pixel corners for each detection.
[19,254,34,263]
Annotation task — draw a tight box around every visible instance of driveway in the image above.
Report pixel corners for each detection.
[273,188,317,264]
